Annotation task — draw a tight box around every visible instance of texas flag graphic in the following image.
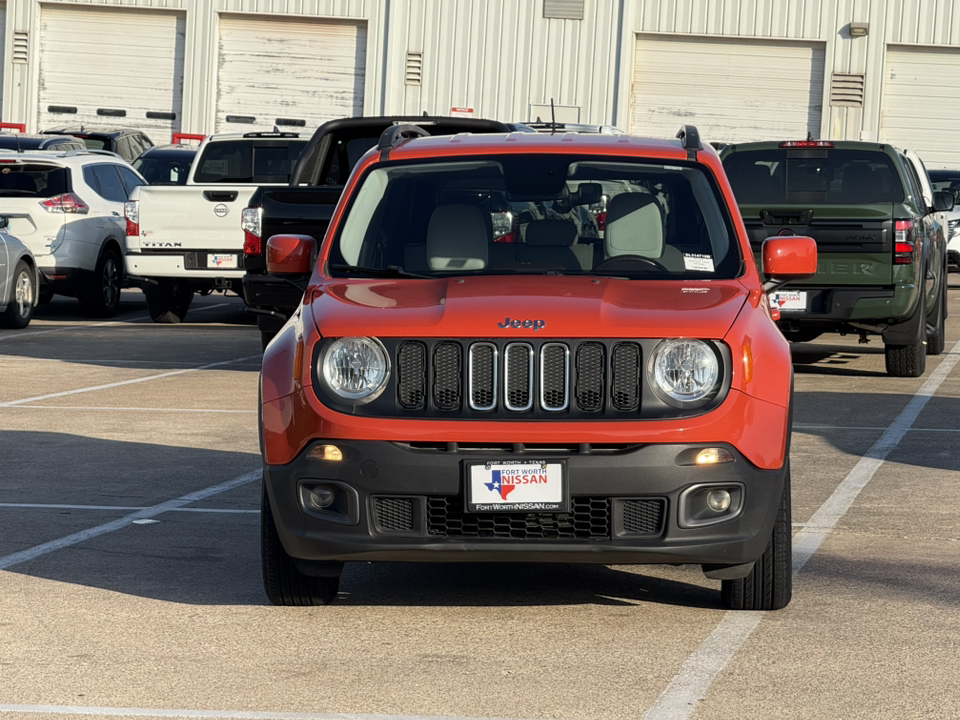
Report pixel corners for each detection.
[484,470,516,500]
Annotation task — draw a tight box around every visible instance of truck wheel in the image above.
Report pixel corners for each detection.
[721,466,792,611]
[80,247,122,317]
[261,483,340,606]
[144,280,193,324]
[885,323,927,377]
[925,283,947,356]
[0,261,35,329]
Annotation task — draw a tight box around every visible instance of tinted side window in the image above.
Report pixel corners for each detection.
[117,166,145,194]
[115,136,136,162]
[902,157,928,209]
[91,165,128,202]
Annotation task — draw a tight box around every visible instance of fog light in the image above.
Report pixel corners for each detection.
[309,488,336,508]
[706,489,732,513]
[308,444,343,461]
[696,447,735,465]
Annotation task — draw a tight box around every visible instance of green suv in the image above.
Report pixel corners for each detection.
[721,140,954,377]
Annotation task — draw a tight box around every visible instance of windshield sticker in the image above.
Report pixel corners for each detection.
[683,254,715,272]
[203,160,228,175]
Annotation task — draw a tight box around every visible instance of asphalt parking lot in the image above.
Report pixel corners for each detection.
[3,287,960,720]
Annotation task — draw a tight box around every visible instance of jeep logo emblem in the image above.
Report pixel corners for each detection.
[213,204,229,218]
[498,317,546,331]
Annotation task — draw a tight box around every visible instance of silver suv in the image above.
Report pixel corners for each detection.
[0,150,146,316]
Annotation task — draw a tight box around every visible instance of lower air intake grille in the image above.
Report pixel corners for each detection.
[374,497,414,531]
[622,499,665,535]
[426,496,610,539]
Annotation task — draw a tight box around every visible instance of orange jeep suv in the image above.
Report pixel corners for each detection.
[259,124,816,610]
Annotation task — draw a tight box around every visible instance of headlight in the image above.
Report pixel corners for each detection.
[649,339,720,407]
[320,337,390,403]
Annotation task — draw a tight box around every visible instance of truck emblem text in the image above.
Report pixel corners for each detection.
[498,317,546,331]
[142,241,182,248]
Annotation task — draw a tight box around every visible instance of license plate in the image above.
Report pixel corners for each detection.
[207,253,238,269]
[466,460,568,512]
[772,290,807,312]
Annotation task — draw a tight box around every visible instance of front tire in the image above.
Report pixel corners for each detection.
[0,261,35,329]
[80,247,122,317]
[261,483,340,606]
[721,467,792,611]
[143,280,193,324]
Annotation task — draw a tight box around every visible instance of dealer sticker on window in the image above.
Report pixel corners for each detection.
[207,254,238,269]
[467,460,567,512]
[683,253,715,272]
[771,290,807,312]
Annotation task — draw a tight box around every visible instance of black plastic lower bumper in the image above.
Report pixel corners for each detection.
[263,440,787,567]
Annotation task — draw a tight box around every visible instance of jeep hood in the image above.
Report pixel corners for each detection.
[311,276,748,339]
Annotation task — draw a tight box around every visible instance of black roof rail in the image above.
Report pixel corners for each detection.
[377,124,430,160]
[676,124,702,160]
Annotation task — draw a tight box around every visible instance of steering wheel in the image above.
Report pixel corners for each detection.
[592,254,668,273]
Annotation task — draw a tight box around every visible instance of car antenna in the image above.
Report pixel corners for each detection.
[15,131,22,154]
[807,131,814,141]
[550,98,557,135]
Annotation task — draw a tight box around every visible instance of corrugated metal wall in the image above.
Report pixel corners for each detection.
[2,0,959,144]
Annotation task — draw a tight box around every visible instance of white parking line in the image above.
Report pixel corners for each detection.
[0,705,531,720]
[643,342,960,720]
[795,424,960,432]
[1,406,257,414]
[0,354,260,408]
[0,470,260,571]
[0,503,257,514]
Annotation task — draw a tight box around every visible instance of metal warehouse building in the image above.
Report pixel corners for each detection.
[1,0,959,166]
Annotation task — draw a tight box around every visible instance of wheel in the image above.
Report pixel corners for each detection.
[0,261,35,329]
[722,466,792,611]
[261,483,340,606]
[885,319,927,377]
[143,280,193,324]
[80,247,122,317]
[925,282,947,356]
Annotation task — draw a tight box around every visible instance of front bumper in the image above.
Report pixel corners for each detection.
[264,439,786,567]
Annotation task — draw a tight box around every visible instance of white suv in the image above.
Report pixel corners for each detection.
[0,150,146,316]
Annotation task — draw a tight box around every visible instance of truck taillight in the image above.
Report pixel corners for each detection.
[124,200,139,237]
[242,206,262,255]
[895,220,915,265]
[39,193,89,214]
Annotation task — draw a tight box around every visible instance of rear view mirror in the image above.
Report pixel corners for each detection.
[266,234,318,278]
[574,183,603,206]
[761,235,817,293]
[934,190,955,212]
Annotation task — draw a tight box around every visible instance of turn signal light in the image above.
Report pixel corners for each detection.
[696,447,735,465]
[307,444,343,462]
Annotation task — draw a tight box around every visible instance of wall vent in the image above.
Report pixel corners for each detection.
[405,52,423,86]
[830,73,865,108]
[13,32,29,64]
[544,0,584,20]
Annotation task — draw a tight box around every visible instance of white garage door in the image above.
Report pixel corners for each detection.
[216,15,366,134]
[880,46,960,169]
[38,6,185,141]
[630,35,825,146]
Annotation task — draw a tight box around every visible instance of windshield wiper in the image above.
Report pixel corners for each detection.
[330,264,433,279]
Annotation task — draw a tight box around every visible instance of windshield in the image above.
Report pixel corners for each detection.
[330,156,740,280]
[193,140,308,183]
[0,163,69,197]
[134,154,194,185]
[724,149,904,204]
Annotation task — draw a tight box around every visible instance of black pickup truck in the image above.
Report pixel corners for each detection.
[721,140,953,377]
[241,116,516,347]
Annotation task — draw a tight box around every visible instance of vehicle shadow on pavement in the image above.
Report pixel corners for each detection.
[335,561,724,609]
[790,342,889,377]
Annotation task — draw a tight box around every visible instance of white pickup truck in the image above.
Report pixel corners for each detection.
[123,131,308,322]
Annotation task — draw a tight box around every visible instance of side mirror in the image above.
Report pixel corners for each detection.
[934,190,955,212]
[761,235,817,293]
[0,216,8,230]
[266,234,318,278]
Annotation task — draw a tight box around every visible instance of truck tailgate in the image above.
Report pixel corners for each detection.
[741,204,894,285]
[127,185,257,252]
